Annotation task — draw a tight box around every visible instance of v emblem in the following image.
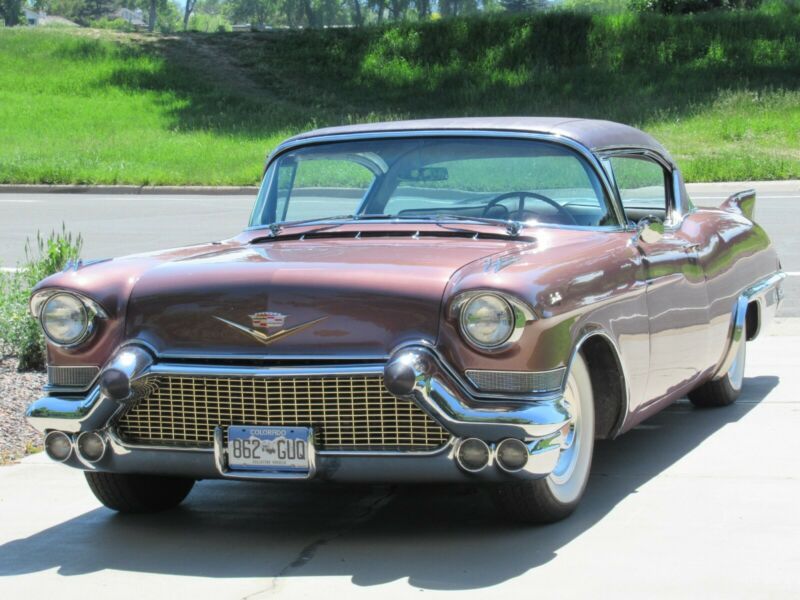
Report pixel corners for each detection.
[213,316,327,346]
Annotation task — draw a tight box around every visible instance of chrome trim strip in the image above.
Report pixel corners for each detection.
[143,362,386,379]
[387,347,570,441]
[105,425,455,458]
[389,339,565,404]
[51,437,561,482]
[596,147,693,228]
[153,351,391,362]
[713,271,786,381]
[26,387,120,434]
[261,130,628,230]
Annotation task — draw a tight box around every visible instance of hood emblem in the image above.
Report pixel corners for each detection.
[250,311,286,330]
[213,314,327,346]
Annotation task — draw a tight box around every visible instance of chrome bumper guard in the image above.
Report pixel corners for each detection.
[26,345,570,482]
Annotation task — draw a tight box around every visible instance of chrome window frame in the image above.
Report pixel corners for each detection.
[250,130,629,231]
[597,146,693,230]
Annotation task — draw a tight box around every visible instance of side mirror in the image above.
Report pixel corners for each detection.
[637,216,665,244]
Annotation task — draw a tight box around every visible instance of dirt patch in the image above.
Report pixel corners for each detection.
[0,359,44,464]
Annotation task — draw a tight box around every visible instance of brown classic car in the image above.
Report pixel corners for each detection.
[27,118,784,523]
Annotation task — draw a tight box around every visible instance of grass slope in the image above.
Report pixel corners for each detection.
[1,12,799,185]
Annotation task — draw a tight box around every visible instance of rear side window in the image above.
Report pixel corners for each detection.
[610,156,668,221]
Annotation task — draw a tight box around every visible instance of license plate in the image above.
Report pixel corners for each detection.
[226,425,311,473]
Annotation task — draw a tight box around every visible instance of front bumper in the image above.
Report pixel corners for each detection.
[27,345,571,482]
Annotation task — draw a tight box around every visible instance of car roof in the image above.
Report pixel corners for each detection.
[282,117,674,165]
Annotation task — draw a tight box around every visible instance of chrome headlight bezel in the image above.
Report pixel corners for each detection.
[452,291,536,352]
[30,289,108,348]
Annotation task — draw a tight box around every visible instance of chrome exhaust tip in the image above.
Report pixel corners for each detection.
[495,438,529,473]
[44,431,73,462]
[455,438,491,473]
[76,431,107,464]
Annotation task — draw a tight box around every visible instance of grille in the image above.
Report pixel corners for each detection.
[465,367,565,393]
[47,365,99,388]
[117,373,451,452]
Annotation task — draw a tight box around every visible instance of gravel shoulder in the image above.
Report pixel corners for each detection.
[0,359,44,464]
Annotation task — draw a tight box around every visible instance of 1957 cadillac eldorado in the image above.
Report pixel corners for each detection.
[26,118,784,523]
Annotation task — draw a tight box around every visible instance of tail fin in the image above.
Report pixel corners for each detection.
[721,189,756,220]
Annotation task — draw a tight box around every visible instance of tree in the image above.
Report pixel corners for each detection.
[350,0,363,25]
[500,0,539,12]
[183,0,197,29]
[148,0,156,30]
[78,0,117,21]
[1,0,23,25]
[32,0,86,21]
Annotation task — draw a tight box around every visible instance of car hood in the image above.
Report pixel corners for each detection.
[125,237,519,358]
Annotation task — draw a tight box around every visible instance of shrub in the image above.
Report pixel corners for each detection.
[89,17,135,32]
[629,0,761,13]
[759,0,800,15]
[0,225,83,371]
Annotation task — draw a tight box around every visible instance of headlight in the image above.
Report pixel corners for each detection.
[40,292,91,346]
[459,293,515,349]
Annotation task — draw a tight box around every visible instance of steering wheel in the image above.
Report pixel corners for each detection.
[482,191,577,225]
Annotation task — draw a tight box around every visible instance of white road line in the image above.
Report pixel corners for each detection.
[0,267,20,272]
[785,272,800,276]
[691,195,800,200]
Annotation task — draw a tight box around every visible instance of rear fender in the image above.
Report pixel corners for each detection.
[721,189,756,221]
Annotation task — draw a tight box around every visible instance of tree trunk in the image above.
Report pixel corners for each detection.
[417,0,429,19]
[183,0,196,31]
[351,0,363,26]
[148,0,156,32]
[389,0,398,21]
[302,0,316,28]
[376,0,386,23]
[2,0,22,26]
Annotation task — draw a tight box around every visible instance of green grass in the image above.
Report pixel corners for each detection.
[1,10,800,185]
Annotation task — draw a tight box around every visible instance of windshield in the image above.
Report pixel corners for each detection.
[249,137,618,229]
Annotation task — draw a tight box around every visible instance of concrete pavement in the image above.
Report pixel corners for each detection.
[0,330,798,599]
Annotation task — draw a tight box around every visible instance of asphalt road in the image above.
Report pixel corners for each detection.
[0,181,797,314]
[1,331,797,598]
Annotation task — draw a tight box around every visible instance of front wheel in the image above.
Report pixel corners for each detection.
[492,352,595,524]
[84,472,195,513]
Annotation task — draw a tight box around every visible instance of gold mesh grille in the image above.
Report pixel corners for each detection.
[117,374,451,452]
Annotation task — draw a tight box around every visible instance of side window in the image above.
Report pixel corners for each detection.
[609,156,668,223]
[281,159,374,221]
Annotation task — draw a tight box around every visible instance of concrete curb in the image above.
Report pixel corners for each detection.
[1,181,798,196]
[0,184,258,195]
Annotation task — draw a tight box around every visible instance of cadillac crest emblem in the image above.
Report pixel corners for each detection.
[250,311,286,330]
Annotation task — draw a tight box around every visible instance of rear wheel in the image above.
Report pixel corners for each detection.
[492,353,595,524]
[688,324,746,408]
[84,472,195,513]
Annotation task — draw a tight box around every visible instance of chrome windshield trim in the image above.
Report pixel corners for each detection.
[258,129,627,230]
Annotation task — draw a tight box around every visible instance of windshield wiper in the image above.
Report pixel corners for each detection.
[399,213,523,237]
